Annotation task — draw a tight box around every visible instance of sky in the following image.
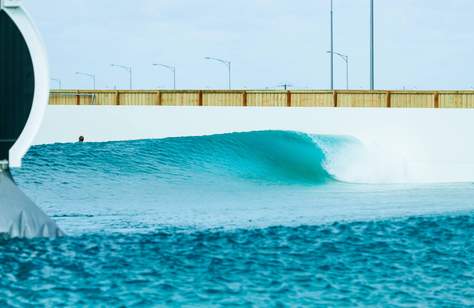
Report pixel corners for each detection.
[23,0,474,90]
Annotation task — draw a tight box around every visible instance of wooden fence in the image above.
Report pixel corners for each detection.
[49,90,474,108]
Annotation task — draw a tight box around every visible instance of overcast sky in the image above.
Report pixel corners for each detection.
[23,0,474,90]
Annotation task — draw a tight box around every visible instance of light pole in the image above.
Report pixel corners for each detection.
[205,57,232,89]
[51,78,62,89]
[327,51,349,90]
[153,64,176,90]
[370,0,374,90]
[330,0,334,90]
[111,64,132,90]
[76,72,96,89]
[277,83,293,90]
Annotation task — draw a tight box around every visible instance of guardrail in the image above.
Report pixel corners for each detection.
[49,90,474,108]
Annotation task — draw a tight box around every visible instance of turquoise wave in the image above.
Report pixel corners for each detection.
[17,130,361,185]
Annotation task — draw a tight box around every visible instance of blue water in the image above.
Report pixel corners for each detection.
[5,131,474,306]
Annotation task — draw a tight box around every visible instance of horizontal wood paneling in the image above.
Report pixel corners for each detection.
[246,92,287,107]
[119,93,155,106]
[49,90,474,109]
[440,93,474,108]
[160,91,200,106]
[291,92,334,107]
[203,92,244,106]
[337,92,387,108]
[391,93,434,108]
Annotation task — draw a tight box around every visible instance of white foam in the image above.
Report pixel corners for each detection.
[316,136,474,184]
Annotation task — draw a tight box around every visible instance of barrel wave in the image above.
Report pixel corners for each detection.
[114,130,355,184]
[17,130,360,186]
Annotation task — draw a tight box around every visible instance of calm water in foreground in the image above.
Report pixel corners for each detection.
[4,131,474,306]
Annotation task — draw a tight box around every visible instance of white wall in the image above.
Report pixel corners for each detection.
[6,5,50,168]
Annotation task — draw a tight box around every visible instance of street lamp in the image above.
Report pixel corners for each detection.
[326,51,349,90]
[277,83,293,90]
[330,0,334,90]
[205,57,232,89]
[153,63,176,90]
[111,64,132,90]
[370,0,374,90]
[75,72,96,89]
[51,78,62,89]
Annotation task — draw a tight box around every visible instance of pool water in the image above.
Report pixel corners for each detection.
[4,131,474,306]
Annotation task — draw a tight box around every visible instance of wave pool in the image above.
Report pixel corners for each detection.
[4,131,474,306]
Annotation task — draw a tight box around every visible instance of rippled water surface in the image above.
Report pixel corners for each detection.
[5,131,474,306]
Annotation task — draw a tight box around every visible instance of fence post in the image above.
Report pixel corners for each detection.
[115,91,121,106]
[156,91,162,106]
[198,90,203,106]
[287,91,292,107]
[76,90,81,105]
[242,91,247,107]
[333,90,338,107]
[386,91,392,108]
[434,92,440,108]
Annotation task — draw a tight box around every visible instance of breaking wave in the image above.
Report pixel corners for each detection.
[17,130,369,185]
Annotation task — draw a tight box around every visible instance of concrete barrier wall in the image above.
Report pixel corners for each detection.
[49,90,474,108]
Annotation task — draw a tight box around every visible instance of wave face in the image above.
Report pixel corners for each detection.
[101,130,355,185]
[128,130,338,184]
[17,130,361,186]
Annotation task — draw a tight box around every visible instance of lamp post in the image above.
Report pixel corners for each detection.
[111,64,132,90]
[205,57,232,89]
[51,78,61,89]
[75,72,96,89]
[153,64,176,89]
[279,84,293,90]
[330,0,334,90]
[370,0,374,90]
[327,51,349,90]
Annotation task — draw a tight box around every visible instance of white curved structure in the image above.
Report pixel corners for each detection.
[0,0,62,239]
[3,0,49,168]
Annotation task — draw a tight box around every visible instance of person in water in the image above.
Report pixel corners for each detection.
[78,136,85,143]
